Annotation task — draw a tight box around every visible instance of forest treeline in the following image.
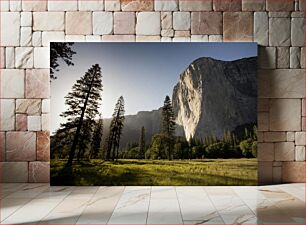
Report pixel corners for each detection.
[51,63,257,165]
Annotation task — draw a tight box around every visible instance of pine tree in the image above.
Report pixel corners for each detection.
[161,95,176,160]
[139,126,146,159]
[90,113,103,159]
[60,64,103,166]
[106,96,125,161]
[50,42,76,79]
[77,119,93,161]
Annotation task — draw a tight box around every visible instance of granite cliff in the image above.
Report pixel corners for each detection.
[172,57,257,140]
[103,57,257,146]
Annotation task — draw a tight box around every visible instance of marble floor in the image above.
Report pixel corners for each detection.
[0,183,305,224]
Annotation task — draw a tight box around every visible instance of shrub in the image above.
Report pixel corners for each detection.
[239,138,253,158]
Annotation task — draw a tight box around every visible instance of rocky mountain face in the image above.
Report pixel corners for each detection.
[103,57,257,147]
[172,57,257,140]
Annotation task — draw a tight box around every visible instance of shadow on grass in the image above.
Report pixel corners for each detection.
[51,159,257,186]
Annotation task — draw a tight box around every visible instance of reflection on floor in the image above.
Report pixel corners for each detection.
[0,183,305,224]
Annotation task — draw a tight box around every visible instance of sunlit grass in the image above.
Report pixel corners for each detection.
[51,159,257,186]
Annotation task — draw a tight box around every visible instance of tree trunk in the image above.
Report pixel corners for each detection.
[66,73,96,167]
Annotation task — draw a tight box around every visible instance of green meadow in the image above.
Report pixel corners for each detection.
[51,159,257,186]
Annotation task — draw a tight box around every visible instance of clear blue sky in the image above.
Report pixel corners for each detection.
[51,42,257,133]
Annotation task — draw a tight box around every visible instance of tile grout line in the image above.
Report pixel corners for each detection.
[37,186,75,223]
[75,187,100,224]
[230,187,260,222]
[145,186,152,225]
[174,186,184,225]
[202,187,226,225]
[0,183,35,222]
[2,184,52,224]
[106,186,126,225]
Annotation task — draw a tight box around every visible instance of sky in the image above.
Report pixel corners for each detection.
[51,42,257,133]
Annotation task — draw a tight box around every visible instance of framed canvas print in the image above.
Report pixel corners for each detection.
[50,42,258,186]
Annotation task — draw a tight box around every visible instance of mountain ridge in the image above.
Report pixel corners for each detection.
[101,56,257,147]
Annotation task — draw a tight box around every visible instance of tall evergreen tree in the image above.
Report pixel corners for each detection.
[90,113,104,159]
[60,64,103,166]
[161,95,176,160]
[106,96,125,161]
[139,126,146,159]
[77,119,93,161]
[50,42,76,79]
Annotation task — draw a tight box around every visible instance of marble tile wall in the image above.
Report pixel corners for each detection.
[0,0,305,184]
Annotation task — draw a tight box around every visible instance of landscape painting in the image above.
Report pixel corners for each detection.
[50,42,258,186]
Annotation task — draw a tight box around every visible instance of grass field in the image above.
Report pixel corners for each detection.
[51,159,257,186]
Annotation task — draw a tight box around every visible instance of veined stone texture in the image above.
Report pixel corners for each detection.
[136,12,160,35]
[121,0,154,11]
[42,32,65,47]
[266,0,294,11]
[33,12,65,31]
[1,12,20,46]
[1,162,28,182]
[15,47,33,68]
[114,12,136,35]
[22,0,47,11]
[191,12,222,35]
[277,47,290,68]
[6,132,36,161]
[37,131,50,161]
[29,161,50,183]
[0,0,304,184]
[5,48,15,69]
[10,0,22,12]
[291,18,304,47]
[258,143,274,161]
[173,12,190,30]
[26,69,50,99]
[42,99,50,113]
[161,12,172,29]
[16,114,27,131]
[34,47,50,68]
[295,132,305,146]
[269,18,291,46]
[258,47,276,69]
[16,99,42,115]
[105,0,120,11]
[41,114,50,131]
[270,99,301,131]
[78,0,104,11]
[48,0,78,11]
[28,116,41,131]
[208,35,223,42]
[21,12,32,27]
[275,142,295,161]
[155,0,178,11]
[0,132,5,161]
[264,132,287,142]
[290,47,301,69]
[0,48,4,69]
[32,32,42,47]
[242,0,265,11]
[20,27,32,47]
[0,100,15,131]
[223,12,253,42]
[295,146,305,161]
[254,12,268,46]
[258,69,304,98]
[66,12,92,35]
[0,70,24,98]
[179,0,212,11]
[101,35,135,42]
[93,12,113,35]
[213,0,242,11]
